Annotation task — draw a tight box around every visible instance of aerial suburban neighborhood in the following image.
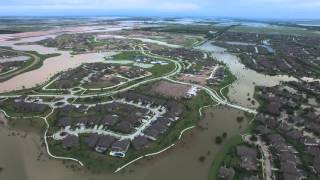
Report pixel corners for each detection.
[0,1,320,180]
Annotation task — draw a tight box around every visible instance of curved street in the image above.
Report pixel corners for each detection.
[0,48,41,81]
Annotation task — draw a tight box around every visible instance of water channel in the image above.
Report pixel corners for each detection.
[198,41,297,109]
[0,34,300,180]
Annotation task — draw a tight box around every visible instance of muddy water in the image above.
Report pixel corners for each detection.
[198,42,297,109]
[0,124,81,180]
[0,107,246,180]
[98,34,182,48]
[0,32,182,93]
[0,36,116,92]
[0,31,295,180]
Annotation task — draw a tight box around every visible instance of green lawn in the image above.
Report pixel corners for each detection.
[208,135,244,180]
[82,81,117,89]
[148,62,176,77]
[111,51,142,60]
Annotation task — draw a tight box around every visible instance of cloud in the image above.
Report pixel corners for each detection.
[156,2,199,11]
[0,0,199,11]
[241,0,320,9]
[0,0,319,18]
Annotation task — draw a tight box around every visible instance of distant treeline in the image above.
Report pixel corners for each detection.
[271,23,320,31]
[138,25,220,34]
[0,30,21,34]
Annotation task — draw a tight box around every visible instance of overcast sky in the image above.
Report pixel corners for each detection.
[1,0,320,19]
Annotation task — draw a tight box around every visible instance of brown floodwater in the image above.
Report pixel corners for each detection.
[198,42,297,109]
[0,31,179,93]
[0,31,298,180]
[0,106,247,180]
[0,123,85,180]
[0,36,115,93]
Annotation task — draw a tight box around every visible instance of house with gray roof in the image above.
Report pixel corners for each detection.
[110,139,130,153]
[95,135,116,153]
[100,115,119,127]
[85,133,100,148]
[62,135,79,149]
[218,166,235,180]
[132,136,150,150]
[236,146,258,171]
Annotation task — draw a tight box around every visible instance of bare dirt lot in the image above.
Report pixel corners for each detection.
[177,74,208,85]
[151,81,191,99]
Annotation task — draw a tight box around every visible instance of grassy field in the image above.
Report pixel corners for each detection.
[82,80,117,89]
[111,51,142,60]
[148,62,175,77]
[8,116,47,134]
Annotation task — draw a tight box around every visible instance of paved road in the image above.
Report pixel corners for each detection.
[52,99,166,141]
[165,78,257,114]
[140,47,257,114]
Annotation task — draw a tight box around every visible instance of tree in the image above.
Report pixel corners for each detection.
[236,116,244,123]
[215,136,223,144]
[250,135,258,142]
[222,132,228,138]
[199,156,206,162]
